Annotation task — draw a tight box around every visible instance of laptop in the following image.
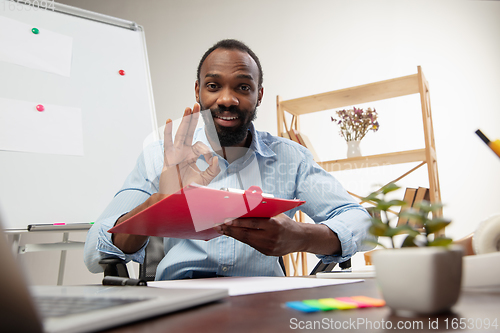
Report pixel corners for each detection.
[0,213,228,333]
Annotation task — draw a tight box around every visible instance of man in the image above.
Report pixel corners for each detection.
[84,39,372,280]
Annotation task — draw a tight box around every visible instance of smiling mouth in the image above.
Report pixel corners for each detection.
[214,115,239,121]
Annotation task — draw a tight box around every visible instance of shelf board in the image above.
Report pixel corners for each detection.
[280,73,420,116]
[317,149,427,172]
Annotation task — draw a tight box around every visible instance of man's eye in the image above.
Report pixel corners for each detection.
[240,85,251,91]
[207,83,218,90]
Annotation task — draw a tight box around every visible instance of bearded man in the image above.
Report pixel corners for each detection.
[84,39,372,280]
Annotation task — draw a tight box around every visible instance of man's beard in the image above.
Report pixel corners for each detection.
[201,104,257,147]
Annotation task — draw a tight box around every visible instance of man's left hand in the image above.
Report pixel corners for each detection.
[213,214,340,257]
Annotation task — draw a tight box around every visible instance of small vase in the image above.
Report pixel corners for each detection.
[346,140,361,158]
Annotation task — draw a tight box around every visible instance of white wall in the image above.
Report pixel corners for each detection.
[19,0,500,282]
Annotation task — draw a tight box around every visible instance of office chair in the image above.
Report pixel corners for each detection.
[100,236,350,280]
[99,236,165,281]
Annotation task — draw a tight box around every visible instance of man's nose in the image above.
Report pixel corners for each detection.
[216,88,238,108]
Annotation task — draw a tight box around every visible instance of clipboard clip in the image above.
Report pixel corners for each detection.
[220,187,274,199]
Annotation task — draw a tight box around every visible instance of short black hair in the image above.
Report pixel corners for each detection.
[197,39,263,88]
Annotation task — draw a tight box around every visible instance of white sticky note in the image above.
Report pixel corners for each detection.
[0,16,72,77]
[0,97,83,156]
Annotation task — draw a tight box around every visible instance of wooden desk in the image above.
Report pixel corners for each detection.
[103,279,500,332]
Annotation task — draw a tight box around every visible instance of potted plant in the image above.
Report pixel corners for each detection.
[363,183,463,316]
[331,106,379,158]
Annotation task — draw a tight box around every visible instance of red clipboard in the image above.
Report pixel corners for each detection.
[108,184,305,240]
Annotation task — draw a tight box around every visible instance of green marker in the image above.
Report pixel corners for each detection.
[32,28,39,34]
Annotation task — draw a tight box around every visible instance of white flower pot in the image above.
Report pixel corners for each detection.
[372,246,463,316]
[346,140,361,158]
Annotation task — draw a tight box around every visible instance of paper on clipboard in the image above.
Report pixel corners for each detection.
[108,184,305,240]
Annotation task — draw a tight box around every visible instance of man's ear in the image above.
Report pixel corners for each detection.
[195,80,200,103]
[257,87,264,106]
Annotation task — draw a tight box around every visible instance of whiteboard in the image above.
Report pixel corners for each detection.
[0,1,158,231]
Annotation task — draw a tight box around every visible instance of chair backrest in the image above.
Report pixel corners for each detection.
[140,236,165,281]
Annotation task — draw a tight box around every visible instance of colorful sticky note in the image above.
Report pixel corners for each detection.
[286,301,320,313]
[349,296,386,307]
[318,298,357,310]
[302,299,337,311]
[336,297,371,308]
[286,296,385,313]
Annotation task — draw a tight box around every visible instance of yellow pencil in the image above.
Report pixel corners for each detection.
[476,130,500,159]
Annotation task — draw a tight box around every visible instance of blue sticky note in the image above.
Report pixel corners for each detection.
[286,301,321,313]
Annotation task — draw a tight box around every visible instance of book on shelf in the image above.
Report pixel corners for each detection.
[397,187,417,226]
[414,186,430,205]
[397,187,430,229]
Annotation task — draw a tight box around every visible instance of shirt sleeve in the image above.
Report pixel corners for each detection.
[83,142,163,273]
[294,150,376,264]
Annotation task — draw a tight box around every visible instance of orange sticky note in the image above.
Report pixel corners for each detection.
[349,296,386,307]
[336,297,371,308]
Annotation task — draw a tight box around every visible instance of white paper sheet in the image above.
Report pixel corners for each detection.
[148,276,363,296]
[0,97,83,156]
[0,16,73,77]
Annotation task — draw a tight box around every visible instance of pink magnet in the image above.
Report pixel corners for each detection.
[36,104,45,112]
[118,70,125,76]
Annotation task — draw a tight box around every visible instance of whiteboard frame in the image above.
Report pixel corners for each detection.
[2,0,159,232]
[3,0,159,286]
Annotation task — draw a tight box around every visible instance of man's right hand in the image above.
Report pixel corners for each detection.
[112,103,220,254]
[159,103,220,195]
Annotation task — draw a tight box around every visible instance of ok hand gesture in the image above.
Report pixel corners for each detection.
[159,103,220,195]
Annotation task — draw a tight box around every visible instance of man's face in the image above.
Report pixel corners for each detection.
[195,48,263,147]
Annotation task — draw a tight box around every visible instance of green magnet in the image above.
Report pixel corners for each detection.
[32,28,40,34]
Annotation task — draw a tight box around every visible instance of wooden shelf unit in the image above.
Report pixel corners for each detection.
[277,66,442,276]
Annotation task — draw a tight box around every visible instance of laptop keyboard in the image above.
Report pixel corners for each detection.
[35,296,146,318]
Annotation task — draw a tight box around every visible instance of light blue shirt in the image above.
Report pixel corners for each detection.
[84,123,373,280]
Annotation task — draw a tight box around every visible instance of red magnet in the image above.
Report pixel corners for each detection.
[118,70,125,76]
[36,104,45,112]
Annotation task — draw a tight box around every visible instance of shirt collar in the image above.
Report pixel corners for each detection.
[248,123,276,158]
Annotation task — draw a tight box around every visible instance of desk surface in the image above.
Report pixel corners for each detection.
[102,279,500,333]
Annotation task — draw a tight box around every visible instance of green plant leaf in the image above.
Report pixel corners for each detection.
[398,209,425,225]
[425,218,452,235]
[427,237,453,247]
[363,239,386,249]
[381,183,400,194]
[369,223,388,237]
[386,199,407,207]
[369,217,384,225]
[414,200,444,213]
[376,199,402,211]
[401,234,418,247]
[364,193,381,202]
[384,225,420,237]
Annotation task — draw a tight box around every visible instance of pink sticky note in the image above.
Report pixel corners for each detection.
[346,296,386,307]
[336,297,372,308]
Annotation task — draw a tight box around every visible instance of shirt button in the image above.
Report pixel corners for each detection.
[222,266,228,272]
